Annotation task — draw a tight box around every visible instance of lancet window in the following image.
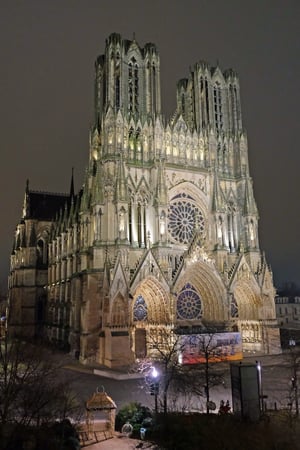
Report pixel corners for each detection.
[115,75,120,109]
[199,76,210,128]
[227,201,237,252]
[128,195,147,248]
[229,84,238,132]
[128,57,139,113]
[213,82,223,132]
[115,52,120,110]
[181,92,185,116]
[152,63,156,112]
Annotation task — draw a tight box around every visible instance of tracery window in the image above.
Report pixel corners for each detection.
[177,283,202,320]
[133,294,148,321]
[168,193,205,244]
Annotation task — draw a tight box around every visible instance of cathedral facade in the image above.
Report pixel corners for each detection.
[8,33,281,367]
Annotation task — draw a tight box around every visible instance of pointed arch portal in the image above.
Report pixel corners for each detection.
[175,261,227,322]
[132,276,170,324]
[233,280,263,352]
[131,276,170,359]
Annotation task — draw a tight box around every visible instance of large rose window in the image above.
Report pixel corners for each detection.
[168,193,204,244]
[177,283,202,320]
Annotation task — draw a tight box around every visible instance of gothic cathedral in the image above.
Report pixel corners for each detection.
[8,33,281,367]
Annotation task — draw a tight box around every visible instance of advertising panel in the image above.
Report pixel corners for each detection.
[178,332,242,364]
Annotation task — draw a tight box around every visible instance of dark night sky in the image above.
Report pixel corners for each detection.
[0,0,299,293]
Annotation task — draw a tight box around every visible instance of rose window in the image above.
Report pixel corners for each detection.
[133,294,148,321]
[177,283,202,320]
[168,193,205,244]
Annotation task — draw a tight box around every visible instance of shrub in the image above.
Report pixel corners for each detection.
[115,402,153,438]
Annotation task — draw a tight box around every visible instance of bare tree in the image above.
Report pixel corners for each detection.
[192,332,225,414]
[137,327,226,415]
[137,327,185,414]
[0,332,81,447]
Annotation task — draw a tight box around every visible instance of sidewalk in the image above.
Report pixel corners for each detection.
[243,351,287,367]
[82,433,157,449]
[62,356,144,380]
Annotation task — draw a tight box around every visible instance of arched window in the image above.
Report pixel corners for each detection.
[199,77,210,127]
[128,57,139,113]
[229,84,238,132]
[205,78,210,124]
[152,63,156,112]
[115,53,120,109]
[213,82,223,132]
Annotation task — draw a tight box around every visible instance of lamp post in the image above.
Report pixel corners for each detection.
[289,339,299,416]
[150,366,159,414]
[256,361,263,413]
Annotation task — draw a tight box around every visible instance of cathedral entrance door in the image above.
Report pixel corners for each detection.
[135,328,147,358]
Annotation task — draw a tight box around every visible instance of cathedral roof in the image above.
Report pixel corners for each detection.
[24,191,71,221]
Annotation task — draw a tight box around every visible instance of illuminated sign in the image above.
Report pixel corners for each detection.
[178,332,243,364]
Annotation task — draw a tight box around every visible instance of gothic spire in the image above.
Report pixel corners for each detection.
[22,179,30,219]
[80,169,90,213]
[70,167,75,198]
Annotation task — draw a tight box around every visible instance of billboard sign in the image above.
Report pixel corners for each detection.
[178,332,242,365]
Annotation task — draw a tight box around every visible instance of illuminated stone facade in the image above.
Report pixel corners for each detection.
[8,33,281,367]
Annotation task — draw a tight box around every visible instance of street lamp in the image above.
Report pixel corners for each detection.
[256,361,263,412]
[150,366,159,414]
[289,339,299,415]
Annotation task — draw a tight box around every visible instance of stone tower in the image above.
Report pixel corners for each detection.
[8,33,280,367]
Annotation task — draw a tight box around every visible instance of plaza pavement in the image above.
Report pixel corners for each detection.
[84,433,158,449]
